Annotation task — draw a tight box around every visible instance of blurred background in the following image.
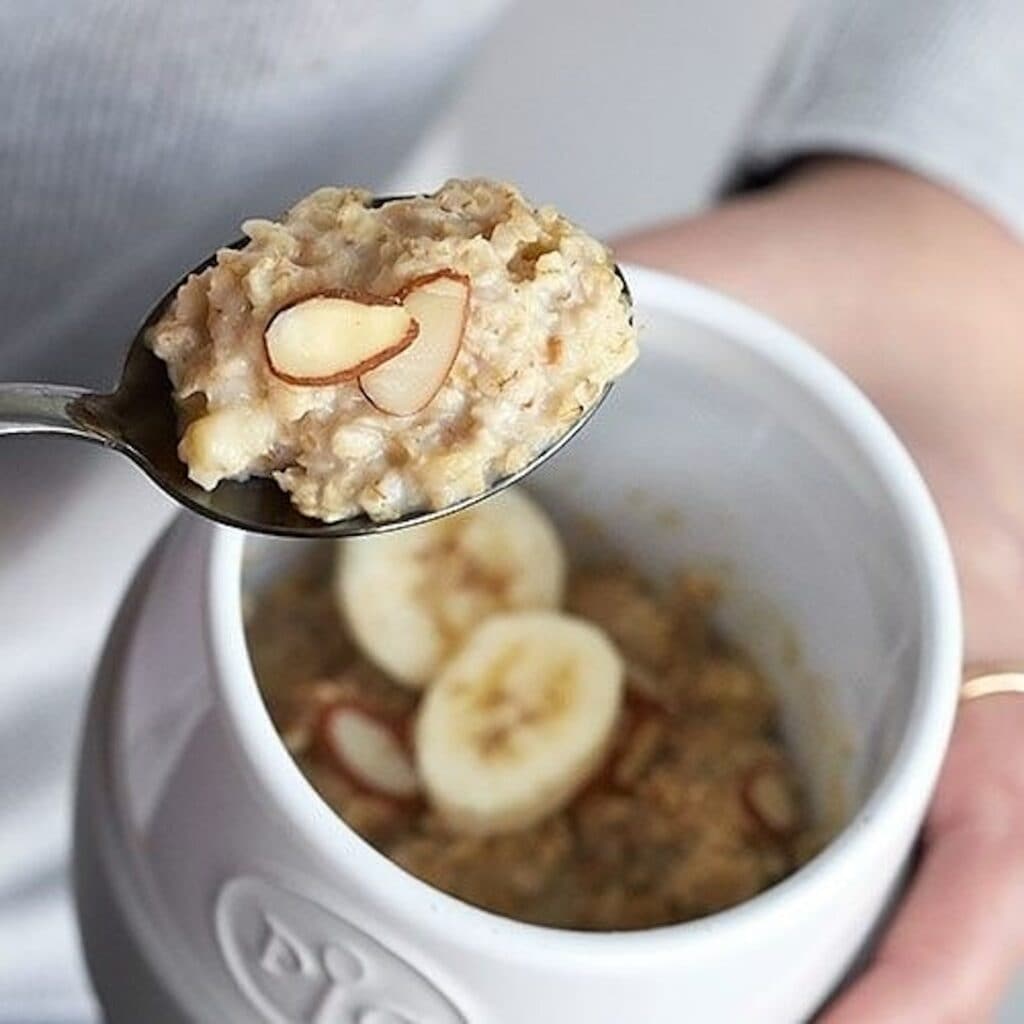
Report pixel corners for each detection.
[390,0,800,234]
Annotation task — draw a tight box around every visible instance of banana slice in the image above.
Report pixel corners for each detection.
[336,488,566,687]
[415,611,624,835]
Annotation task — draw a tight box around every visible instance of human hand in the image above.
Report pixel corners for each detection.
[824,691,1024,1022]
[615,159,1024,1019]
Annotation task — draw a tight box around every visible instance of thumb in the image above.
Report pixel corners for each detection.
[822,695,1024,1023]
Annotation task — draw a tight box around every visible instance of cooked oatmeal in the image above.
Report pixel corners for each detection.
[148,178,637,522]
[247,499,827,930]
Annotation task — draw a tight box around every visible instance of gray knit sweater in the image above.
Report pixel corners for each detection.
[2,2,1023,1020]
[735,0,1024,235]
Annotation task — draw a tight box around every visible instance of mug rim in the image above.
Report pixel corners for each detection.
[206,265,961,963]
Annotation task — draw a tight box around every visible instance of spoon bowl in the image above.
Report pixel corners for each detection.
[0,209,627,537]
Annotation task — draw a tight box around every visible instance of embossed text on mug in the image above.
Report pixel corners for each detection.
[215,875,465,1024]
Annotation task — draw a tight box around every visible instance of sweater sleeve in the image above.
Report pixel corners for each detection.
[727,0,1024,237]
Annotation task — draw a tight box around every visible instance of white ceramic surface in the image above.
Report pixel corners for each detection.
[74,266,961,1023]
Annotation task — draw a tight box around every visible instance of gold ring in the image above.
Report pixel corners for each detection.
[960,665,1024,702]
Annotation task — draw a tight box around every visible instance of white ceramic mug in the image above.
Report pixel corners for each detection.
[74,267,961,1023]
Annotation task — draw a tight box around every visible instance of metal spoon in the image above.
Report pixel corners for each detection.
[0,215,628,538]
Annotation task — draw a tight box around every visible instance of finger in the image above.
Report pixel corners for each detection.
[823,695,1024,1023]
[824,820,1024,1022]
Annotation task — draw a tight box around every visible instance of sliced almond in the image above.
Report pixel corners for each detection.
[265,291,417,386]
[275,679,345,755]
[360,271,469,415]
[611,714,665,788]
[741,763,800,838]
[580,694,667,798]
[322,702,420,803]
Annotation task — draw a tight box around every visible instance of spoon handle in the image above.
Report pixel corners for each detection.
[0,383,99,440]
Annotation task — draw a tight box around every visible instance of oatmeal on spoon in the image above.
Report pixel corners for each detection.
[148,178,637,525]
[0,179,636,537]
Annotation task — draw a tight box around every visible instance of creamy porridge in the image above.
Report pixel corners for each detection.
[148,179,637,522]
[247,488,828,930]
